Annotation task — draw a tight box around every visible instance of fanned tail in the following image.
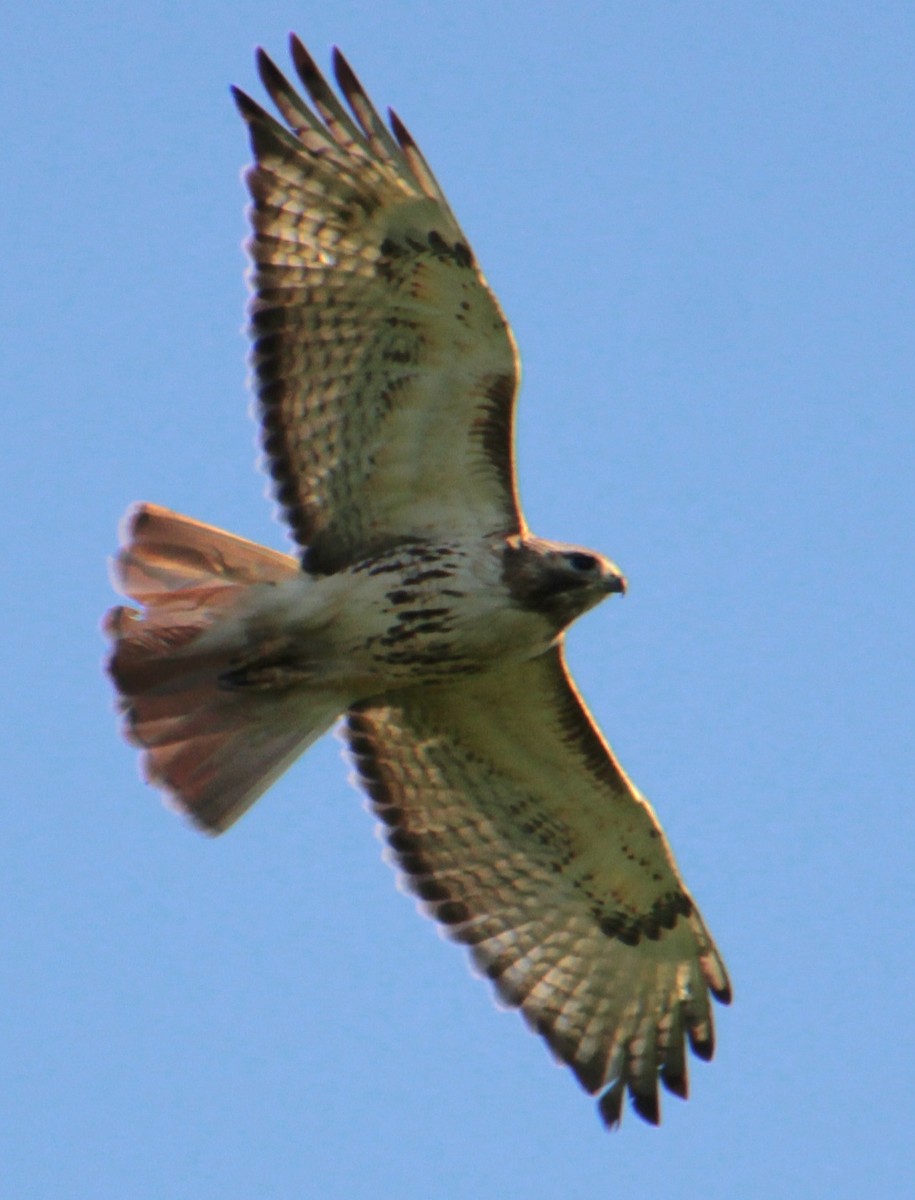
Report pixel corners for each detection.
[104,503,344,833]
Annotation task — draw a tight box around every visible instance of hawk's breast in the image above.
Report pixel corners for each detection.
[333,538,557,689]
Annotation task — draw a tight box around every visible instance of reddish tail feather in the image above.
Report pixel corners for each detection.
[105,503,344,832]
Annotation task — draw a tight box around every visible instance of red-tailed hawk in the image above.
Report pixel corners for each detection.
[105,36,730,1129]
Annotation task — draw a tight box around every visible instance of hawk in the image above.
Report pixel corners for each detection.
[105,36,731,1129]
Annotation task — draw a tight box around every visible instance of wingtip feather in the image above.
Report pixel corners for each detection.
[597,1079,625,1129]
[687,1023,715,1062]
[629,1083,661,1126]
[231,83,264,124]
[388,106,413,151]
[289,33,323,93]
[254,45,280,91]
[330,45,349,80]
[331,46,361,102]
[660,1060,690,1100]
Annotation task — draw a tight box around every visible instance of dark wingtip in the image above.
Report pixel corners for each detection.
[660,1062,690,1100]
[289,32,321,88]
[388,107,414,150]
[230,84,261,122]
[331,46,364,102]
[630,1084,661,1126]
[688,1027,715,1062]
[331,45,349,79]
[254,45,279,91]
[596,1079,625,1130]
[712,978,734,1005]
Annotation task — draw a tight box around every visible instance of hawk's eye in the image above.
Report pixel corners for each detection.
[566,552,598,573]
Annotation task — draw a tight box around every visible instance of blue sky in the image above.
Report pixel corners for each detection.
[3,2,913,1196]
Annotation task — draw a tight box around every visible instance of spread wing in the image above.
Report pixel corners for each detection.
[233,39,522,574]
[345,646,731,1128]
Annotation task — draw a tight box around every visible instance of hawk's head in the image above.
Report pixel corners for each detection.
[502,535,627,631]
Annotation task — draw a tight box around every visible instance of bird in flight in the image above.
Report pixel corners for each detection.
[105,35,731,1129]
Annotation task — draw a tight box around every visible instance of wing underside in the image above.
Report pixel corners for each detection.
[234,40,523,572]
[345,646,730,1127]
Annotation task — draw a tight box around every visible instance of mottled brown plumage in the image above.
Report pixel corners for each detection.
[105,37,730,1130]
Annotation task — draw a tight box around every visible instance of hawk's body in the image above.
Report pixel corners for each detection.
[106,36,730,1129]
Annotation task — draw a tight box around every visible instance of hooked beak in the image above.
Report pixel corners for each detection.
[604,567,628,596]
